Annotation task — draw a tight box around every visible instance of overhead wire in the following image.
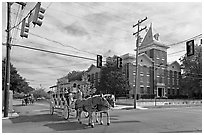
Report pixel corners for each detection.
[2,43,97,61]
[7,2,38,32]
[11,4,26,44]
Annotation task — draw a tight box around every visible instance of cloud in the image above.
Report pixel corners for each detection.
[63,22,89,37]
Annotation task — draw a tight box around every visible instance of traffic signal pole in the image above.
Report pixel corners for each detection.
[133,17,147,109]
[4,2,26,117]
[4,2,11,117]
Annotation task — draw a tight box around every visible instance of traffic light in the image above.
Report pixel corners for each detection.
[97,55,102,68]
[20,18,29,38]
[117,57,122,68]
[32,2,45,26]
[186,40,194,57]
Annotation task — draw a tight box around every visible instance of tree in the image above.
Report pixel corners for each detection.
[2,58,34,93]
[179,43,202,99]
[67,71,84,82]
[31,88,49,99]
[96,59,130,98]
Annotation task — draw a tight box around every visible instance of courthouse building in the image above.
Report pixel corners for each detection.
[121,25,181,98]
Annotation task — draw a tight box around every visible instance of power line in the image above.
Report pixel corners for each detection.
[168,50,185,55]
[45,2,52,10]
[15,27,99,56]
[18,65,71,69]
[167,34,202,47]
[11,4,26,44]
[7,2,37,32]
[2,43,97,61]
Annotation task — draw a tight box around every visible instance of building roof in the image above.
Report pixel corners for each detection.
[87,64,96,72]
[140,24,169,50]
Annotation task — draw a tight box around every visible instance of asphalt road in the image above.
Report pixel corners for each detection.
[2,100,202,133]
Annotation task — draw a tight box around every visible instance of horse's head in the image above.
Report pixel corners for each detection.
[104,94,115,107]
[93,96,110,109]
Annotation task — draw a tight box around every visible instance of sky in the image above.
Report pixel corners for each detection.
[1,1,202,91]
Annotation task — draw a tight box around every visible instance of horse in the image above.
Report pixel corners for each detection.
[75,95,111,128]
[94,94,115,125]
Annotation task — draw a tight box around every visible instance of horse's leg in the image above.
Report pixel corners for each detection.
[107,111,110,126]
[99,112,103,125]
[95,112,99,123]
[89,112,94,128]
[77,109,82,124]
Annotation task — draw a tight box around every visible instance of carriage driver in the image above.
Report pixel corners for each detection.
[75,84,83,100]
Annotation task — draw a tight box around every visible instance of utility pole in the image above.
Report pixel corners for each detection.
[133,17,147,109]
[4,2,26,118]
[4,2,12,117]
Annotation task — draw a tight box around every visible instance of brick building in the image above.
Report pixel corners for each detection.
[121,25,181,98]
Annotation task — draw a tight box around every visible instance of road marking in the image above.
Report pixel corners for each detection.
[114,105,148,110]
[33,109,49,112]
[35,103,49,107]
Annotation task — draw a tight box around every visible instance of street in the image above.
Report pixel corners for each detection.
[2,100,202,133]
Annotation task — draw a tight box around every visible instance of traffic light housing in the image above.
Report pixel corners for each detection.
[20,18,29,38]
[186,40,194,57]
[117,57,122,68]
[97,55,102,68]
[32,2,45,26]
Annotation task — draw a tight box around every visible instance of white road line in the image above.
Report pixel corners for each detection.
[114,105,148,110]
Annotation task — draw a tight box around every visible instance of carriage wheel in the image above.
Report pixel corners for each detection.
[63,105,69,120]
[50,104,54,115]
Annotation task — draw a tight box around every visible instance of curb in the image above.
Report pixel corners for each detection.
[2,111,19,120]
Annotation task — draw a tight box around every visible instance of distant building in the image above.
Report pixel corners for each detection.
[50,72,94,96]
[86,64,101,89]
[120,25,181,98]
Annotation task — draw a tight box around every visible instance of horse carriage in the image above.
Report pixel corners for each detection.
[49,92,73,119]
[22,94,34,106]
[49,91,115,128]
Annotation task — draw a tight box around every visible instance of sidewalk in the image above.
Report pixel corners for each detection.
[2,99,21,119]
[2,111,19,120]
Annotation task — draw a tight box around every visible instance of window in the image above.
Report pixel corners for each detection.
[140,75,143,82]
[147,68,150,75]
[140,87,144,94]
[177,72,180,79]
[162,76,165,83]
[168,88,170,95]
[177,79,179,85]
[147,75,150,83]
[168,78,170,85]
[133,75,135,82]
[147,86,150,94]
[172,77,174,85]
[172,89,175,95]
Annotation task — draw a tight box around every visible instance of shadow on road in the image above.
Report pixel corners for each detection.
[10,114,65,123]
[111,120,141,124]
[44,121,88,131]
